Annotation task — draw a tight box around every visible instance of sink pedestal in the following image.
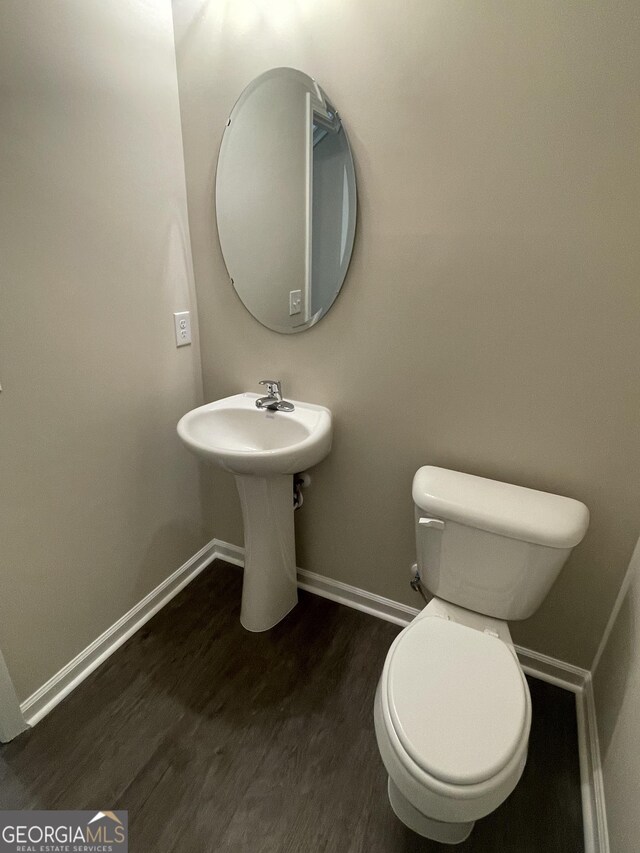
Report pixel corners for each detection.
[177,392,331,632]
[234,473,298,631]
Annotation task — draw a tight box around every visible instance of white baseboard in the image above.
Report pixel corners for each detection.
[211,538,422,628]
[576,675,610,853]
[297,567,420,626]
[16,536,608,852]
[210,538,245,568]
[515,645,589,693]
[20,539,219,727]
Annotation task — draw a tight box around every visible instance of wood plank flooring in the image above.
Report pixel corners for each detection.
[0,560,583,852]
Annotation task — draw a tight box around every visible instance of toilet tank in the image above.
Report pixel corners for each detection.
[413,467,589,621]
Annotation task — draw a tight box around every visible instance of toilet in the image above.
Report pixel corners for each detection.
[374,466,589,844]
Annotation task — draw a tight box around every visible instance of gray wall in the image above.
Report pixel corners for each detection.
[0,0,209,699]
[594,538,640,852]
[172,0,640,667]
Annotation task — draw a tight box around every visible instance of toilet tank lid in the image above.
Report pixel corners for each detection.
[413,467,589,549]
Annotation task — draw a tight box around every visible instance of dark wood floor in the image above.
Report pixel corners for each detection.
[0,561,583,852]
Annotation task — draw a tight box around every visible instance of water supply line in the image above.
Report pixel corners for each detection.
[293,472,311,510]
[410,563,429,605]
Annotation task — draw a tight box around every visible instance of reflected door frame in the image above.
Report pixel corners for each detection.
[0,648,27,742]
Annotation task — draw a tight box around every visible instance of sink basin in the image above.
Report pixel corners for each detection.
[177,393,331,476]
[177,392,333,633]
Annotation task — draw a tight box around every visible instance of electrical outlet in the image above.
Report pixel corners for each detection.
[289,290,302,316]
[173,311,192,347]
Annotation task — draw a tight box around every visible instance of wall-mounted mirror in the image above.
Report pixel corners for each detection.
[215,67,357,334]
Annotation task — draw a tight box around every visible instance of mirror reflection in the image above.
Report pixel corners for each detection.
[215,67,357,334]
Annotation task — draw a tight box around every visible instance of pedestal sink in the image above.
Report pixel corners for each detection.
[177,393,332,631]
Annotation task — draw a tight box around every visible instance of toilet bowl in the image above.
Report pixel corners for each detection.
[374,466,589,843]
[374,598,531,844]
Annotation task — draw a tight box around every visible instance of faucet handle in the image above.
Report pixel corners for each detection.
[258,379,282,399]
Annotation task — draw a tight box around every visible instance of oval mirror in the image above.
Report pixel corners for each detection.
[215,67,357,334]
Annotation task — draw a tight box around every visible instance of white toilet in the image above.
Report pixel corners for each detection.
[374,466,589,844]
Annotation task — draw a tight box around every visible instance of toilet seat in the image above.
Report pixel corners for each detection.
[385,616,528,787]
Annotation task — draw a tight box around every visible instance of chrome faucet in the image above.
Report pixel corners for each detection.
[255,379,295,412]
